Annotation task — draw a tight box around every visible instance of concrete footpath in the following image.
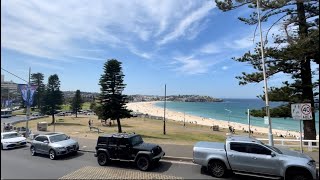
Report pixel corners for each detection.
[71,137,319,165]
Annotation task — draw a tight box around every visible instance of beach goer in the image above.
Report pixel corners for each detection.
[88,119,92,130]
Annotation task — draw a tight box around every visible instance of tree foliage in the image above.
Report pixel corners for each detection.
[30,72,45,109]
[215,0,319,140]
[71,90,83,118]
[98,59,132,133]
[41,74,63,124]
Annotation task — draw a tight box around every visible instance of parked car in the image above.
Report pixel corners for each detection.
[193,135,318,180]
[94,133,165,171]
[1,132,27,150]
[30,132,79,160]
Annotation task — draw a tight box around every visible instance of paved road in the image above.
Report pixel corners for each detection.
[1,145,269,180]
[73,137,319,165]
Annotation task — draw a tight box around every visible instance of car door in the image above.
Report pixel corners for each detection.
[245,143,281,176]
[118,138,131,160]
[41,136,50,154]
[33,136,44,154]
[227,142,252,172]
[107,137,118,159]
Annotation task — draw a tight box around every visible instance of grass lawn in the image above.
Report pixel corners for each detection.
[14,114,277,145]
[61,102,91,111]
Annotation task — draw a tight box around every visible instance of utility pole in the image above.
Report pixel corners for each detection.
[26,67,31,138]
[163,84,166,135]
[248,109,251,137]
[257,0,274,146]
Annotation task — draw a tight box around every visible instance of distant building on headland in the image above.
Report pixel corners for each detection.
[127,94,223,103]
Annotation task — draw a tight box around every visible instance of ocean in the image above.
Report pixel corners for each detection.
[155,99,319,134]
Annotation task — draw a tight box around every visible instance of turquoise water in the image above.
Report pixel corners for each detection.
[155,99,319,134]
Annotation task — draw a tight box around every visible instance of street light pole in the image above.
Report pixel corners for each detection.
[26,67,31,138]
[257,0,273,146]
[163,84,166,135]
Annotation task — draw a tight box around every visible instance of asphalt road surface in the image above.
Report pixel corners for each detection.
[1,145,271,180]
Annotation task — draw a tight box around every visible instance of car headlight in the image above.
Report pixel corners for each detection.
[308,160,316,168]
[57,147,66,151]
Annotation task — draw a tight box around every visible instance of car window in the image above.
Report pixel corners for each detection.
[43,136,49,142]
[35,136,44,142]
[49,134,67,143]
[130,135,143,146]
[98,137,108,145]
[108,137,117,146]
[230,142,247,153]
[119,138,129,146]
[247,144,271,155]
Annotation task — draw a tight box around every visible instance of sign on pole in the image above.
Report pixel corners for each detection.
[291,103,313,120]
[291,103,313,154]
[264,116,269,125]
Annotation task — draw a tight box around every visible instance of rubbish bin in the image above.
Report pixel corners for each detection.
[37,122,48,131]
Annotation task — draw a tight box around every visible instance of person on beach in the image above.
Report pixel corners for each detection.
[88,119,92,130]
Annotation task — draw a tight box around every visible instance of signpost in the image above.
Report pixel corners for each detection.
[291,103,313,153]
[264,116,269,125]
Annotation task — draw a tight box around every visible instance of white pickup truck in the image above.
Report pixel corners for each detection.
[193,136,318,180]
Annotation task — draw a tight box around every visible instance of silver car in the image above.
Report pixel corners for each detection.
[30,132,79,160]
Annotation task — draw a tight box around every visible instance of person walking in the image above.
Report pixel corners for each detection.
[88,119,92,130]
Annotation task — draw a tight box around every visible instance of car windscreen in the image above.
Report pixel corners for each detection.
[130,135,143,146]
[49,134,68,143]
[3,133,19,139]
[265,145,283,154]
[260,140,282,154]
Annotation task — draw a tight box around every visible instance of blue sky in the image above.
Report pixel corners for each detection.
[1,0,317,98]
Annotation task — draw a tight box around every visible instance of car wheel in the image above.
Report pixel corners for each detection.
[136,156,150,171]
[291,173,312,180]
[30,146,37,156]
[97,152,108,166]
[208,161,226,178]
[49,149,56,160]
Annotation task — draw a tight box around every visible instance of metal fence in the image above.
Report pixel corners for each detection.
[257,138,319,151]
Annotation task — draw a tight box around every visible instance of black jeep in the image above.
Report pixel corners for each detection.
[94,133,165,171]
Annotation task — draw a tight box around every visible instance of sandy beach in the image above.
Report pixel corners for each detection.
[126,101,303,138]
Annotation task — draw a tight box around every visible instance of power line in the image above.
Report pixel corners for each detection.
[1,67,28,83]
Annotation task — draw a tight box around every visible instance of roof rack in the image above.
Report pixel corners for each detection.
[111,132,136,138]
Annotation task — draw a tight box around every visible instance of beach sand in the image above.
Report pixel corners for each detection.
[126,101,302,138]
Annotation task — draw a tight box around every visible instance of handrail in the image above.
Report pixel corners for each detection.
[257,138,319,151]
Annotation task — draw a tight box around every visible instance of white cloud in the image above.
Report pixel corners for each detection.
[172,55,215,75]
[1,0,216,62]
[158,1,215,45]
[70,55,106,61]
[222,66,229,70]
[25,60,64,70]
[225,36,254,50]
[199,42,221,54]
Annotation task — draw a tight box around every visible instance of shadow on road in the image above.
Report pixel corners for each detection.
[200,166,272,180]
[93,159,172,173]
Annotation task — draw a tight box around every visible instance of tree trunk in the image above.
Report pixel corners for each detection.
[297,2,316,141]
[51,113,55,124]
[116,118,122,133]
[76,111,78,118]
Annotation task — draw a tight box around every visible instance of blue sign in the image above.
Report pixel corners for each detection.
[18,84,38,106]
